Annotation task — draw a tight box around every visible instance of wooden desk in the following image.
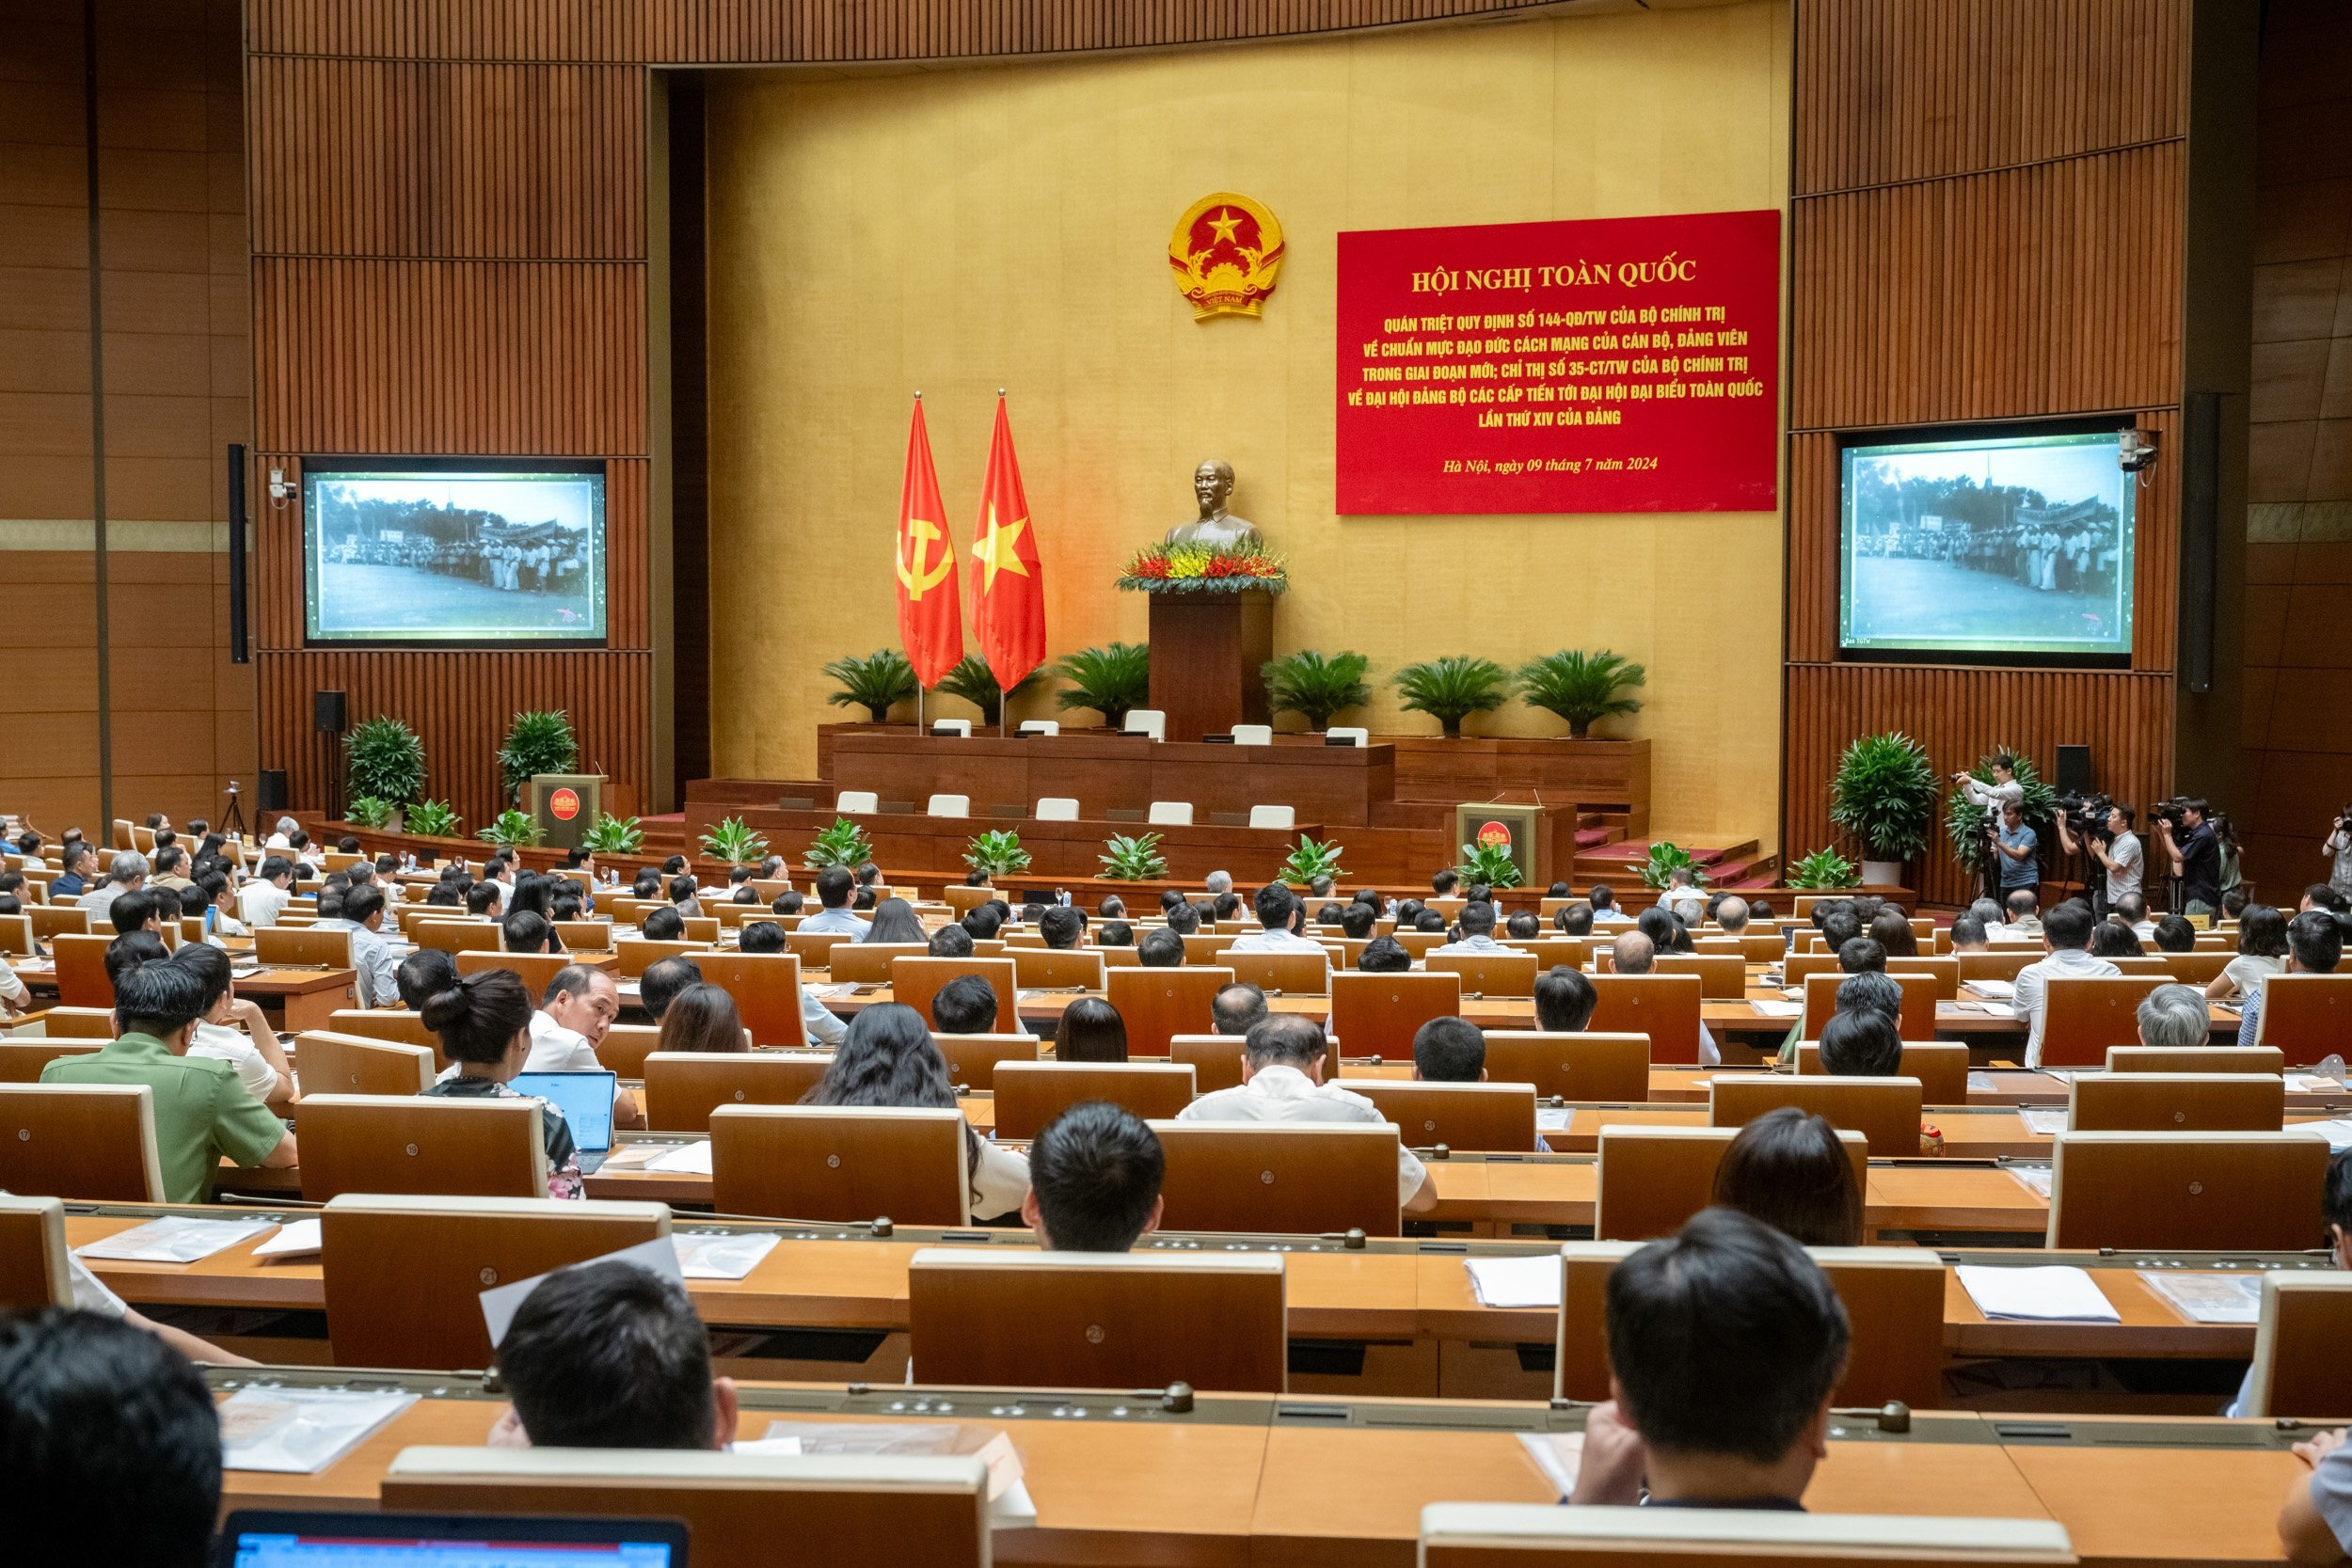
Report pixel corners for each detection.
[12,959,356,1033]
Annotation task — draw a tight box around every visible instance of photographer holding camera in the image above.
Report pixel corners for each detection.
[2052,800,2143,921]
[2153,798,2223,920]
[1952,753,2026,904]
[2325,807,2352,901]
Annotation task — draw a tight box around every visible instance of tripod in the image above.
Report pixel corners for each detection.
[220,780,248,841]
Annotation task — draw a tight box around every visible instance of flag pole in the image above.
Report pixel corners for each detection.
[997,385,1010,741]
[914,389,925,741]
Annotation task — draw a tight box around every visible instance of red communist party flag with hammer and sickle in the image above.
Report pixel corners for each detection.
[894,394,963,689]
[968,393,1045,691]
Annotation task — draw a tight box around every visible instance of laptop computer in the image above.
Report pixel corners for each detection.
[512,1069,618,1175]
[215,1510,688,1565]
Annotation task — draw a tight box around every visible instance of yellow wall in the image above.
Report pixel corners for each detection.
[705,0,1789,845]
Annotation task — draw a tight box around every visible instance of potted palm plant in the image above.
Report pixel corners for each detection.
[822,649,919,724]
[1517,650,1645,739]
[1262,650,1372,733]
[343,714,426,828]
[498,709,578,806]
[1053,643,1150,729]
[1828,731,1940,888]
[1392,656,1510,738]
[933,655,1044,728]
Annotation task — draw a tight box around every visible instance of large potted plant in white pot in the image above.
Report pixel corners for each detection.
[1828,731,1939,889]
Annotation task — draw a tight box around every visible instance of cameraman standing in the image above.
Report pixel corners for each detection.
[1954,754,2026,905]
[2324,807,2352,900]
[2155,799,2223,920]
[2053,802,2143,921]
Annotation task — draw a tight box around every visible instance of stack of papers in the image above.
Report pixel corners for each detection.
[1749,1000,1804,1019]
[2291,1075,2345,1094]
[644,1141,715,1175]
[1517,1432,1584,1500]
[755,1422,1033,1528]
[2017,1108,2070,1135]
[2138,1271,2263,1325]
[1976,1001,2016,1018]
[1963,979,2017,1000]
[2303,1120,2352,1151]
[2008,1164,2055,1198]
[253,1218,324,1259]
[673,1230,781,1280]
[1968,1070,1998,1093]
[216,1385,421,1473]
[1956,1264,2121,1323]
[1464,1255,1562,1309]
[77,1216,274,1264]
[1535,1107,1575,1133]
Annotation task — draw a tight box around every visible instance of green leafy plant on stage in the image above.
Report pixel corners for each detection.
[1640,841,1708,891]
[803,816,876,872]
[1098,832,1168,881]
[1517,649,1647,739]
[700,816,770,867]
[1785,847,1859,890]
[1393,656,1510,738]
[343,714,426,805]
[344,796,396,831]
[1280,834,1346,886]
[963,829,1033,878]
[477,808,542,848]
[402,800,462,839]
[1829,731,1942,865]
[1054,643,1151,728]
[580,813,644,854]
[1454,837,1525,890]
[1944,747,2058,880]
[1263,650,1373,732]
[497,709,579,803]
[932,655,1045,727]
[823,648,919,724]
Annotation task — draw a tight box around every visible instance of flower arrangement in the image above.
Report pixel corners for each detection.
[1116,542,1288,594]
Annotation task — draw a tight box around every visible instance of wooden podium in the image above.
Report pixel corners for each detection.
[529,772,604,849]
[1146,589,1273,743]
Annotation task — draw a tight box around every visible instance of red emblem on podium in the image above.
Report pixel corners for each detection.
[550,787,580,821]
[1477,820,1512,849]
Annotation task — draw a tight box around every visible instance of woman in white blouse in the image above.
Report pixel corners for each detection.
[803,1002,1030,1222]
[2206,902,2289,1003]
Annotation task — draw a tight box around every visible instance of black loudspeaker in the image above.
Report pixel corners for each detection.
[2055,744,2093,795]
[226,443,248,664]
[314,689,347,734]
[258,770,289,811]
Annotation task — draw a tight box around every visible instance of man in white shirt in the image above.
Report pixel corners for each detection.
[264,816,299,849]
[485,854,517,913]
[1227,882,1330,955]
[237,855,295,929]
[800,865,871,937]
[1431,899,1510,955]
[1177,1013,1438,1214]
[2011,901,2122,1068]
[2053,801,2144,920]
[0,952,27,1018]
[343,885,402,1009]
[1989,889,2042,942]
[1953,755,2026,902]
[1654,868,1708,923]
[76,851,148,920]
[1589,883,1634,926]
[519,964,644,1127]
[1611,929,1721,1067]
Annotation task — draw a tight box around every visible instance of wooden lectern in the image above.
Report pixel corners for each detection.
[1147,589,1273,742]
[530,772,604,848]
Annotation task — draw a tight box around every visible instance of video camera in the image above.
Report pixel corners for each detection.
[2054,791,2117,844]
[2148,797,2197,831]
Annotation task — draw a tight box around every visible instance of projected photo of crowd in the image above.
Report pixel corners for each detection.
[1838,431,2134,658]
[303,467,608,644]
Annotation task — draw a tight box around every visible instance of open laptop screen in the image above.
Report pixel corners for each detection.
[218,1510,685,1566]
[510,1069,616,1154]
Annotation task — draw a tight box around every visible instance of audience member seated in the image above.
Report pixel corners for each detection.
[1710,1106,1863,1246]
[1098,920,1134,948]
[638,954,705,1022]
[1411,1015,1486,1082]
[656,981,747,1053]
[1569,1207,1851,1510]
[1137,927,1185,968]
[1231,881,1327,955]
[1413,909,1446,933]
[929,922,976,958]
[171,942,294,1108]
[507,965,643,1127]
[2238,910,2342,1048]
[1358,933,1412,973]
[1432,899,1508,955]
[395,945,458,1012]
[490,1259,735,1450]
[1867,908,1917,958]
[42,955,296,1202]
[1555,902,1596,936]
[1534,964,1597,1031]
[1021,1101,1164,1251]
[1040,905,1085,951]
[503,908,553,955]
[802,865,872,936]
[2208,903,2289,1002]
[1818,1005,1902,1077]
[47,842,95,899]
[2090,920,2145,958]
[2015,901,2122,1068]
[106,888,160,937]
[1178,1013,1437,1214]
[770,888,805,916]
[1056,996,1127,1062]
[1656,866,1707,921]
[1838,936,1886,973]
[640,905,686,942]
[1341,903,1377,940]
[2135,983,2210,1047]
[421,967,583,1198]
[2153,912,2199,953]
[806,1003,1029,1218]
[1612,930,1719,1065]
[930,973,1002,1036]
[344,885,400,1005]
[632,869,662,900]
[2277,1154,2352,1558]
[2113,891,2156,941]
[1995,888,2042,941]
[1430,869,1458,897]
[960,901,1003,940]
[1212,981,1269,1036]
[1636,905,1691,955]
[866,896,928,944]
[1715,895,1751,934]
[1948,912,1990,953]
[78,850,149,920]
[1590,883,1629,925]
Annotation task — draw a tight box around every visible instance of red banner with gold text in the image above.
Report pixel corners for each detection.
[1334,209,1779,515]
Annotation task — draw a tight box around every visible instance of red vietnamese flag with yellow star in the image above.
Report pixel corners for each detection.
[967,394,1045,691]
[894,395,963,689]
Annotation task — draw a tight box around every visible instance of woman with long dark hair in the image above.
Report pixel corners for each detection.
[802,1003,1028,1220]
[862,896,928,945]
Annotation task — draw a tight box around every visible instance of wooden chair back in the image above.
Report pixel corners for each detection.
[455,949,578,995]
[1957,951,2039,984]
[1392,929,1447,958]
[2047,1130,2333,1249]
[614,937,706,979]
[30,1006,115,1039]
[930,1032,1038,1090]
[27,905,89,941]
[641,1051,833,1132]
[892,957,1019,1036]
[2104,957,2173,977]
[909,1248,1286,1392]
[1586,975,1704,1063]
[1214,948,1329,996]
[1330,971,1462,1062]
[320,1193,670,1371]
[1479,1031,1652,1102]
[1795,1041,1969,1104]
[1108,966,1236,1058]
[694,951,810,1049]
[597,1022,662,1078]
[0,1039,103,1082]
[0,1194,72,1312]
[709,1104,970,1224]
[786,929,857,971]
[988,1060,1199,1140]
[1011,947,1109,991]
[0,913,32,957]
[1428,950,1541,998]
[326,1006,443,1065]
[1506,939,1590,972]
[0,1084,163,1201]
[2155,950,2233,986]
[2258,974,2352,1065]
[826,942,930,985]
[1802,972,1938,1041]
[294,1030,435,1096]
[551,918,613,951]
[54,933,116,1007]
[944,884,993,914]
[2247,1274,2352,1419]
[2040,976,2170,1068]
[411,919,501,955]
[1596,1124,1867,1242]
[1711,1074,1923,1159]
[2067,1071,2284,1132]
[677,916,721,945]
[1558,1241,1946,1410]
[1150,1120,1404,1237]
[295,1093,547,1201]
[1343,1079,1537,1152]
[382,1449,990,1568]
[256,925,353,969]
[1653,954,1746,1001]
[2105,1044,2284,1074]
[1180,931,1233,966]
[1884,956,1961,998]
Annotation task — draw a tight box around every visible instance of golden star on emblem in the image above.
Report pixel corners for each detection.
[1206,208,1243,245]
[974,503,1031,591]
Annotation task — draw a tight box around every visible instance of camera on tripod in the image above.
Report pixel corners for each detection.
[2054,791,2117,843]
[2149,797,2194,831]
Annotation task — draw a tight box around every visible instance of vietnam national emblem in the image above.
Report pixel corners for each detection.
[1168,192,1284,321]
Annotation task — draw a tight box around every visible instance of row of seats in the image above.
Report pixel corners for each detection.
[836,790,1296,829]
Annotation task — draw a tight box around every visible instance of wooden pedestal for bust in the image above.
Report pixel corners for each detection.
[1145,588,1274,743]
